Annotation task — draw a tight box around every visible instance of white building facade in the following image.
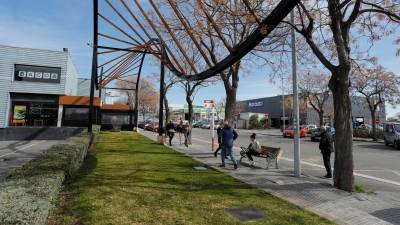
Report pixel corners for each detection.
[0,45,78,128]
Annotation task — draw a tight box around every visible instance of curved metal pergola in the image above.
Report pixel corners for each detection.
[88,0,300,133]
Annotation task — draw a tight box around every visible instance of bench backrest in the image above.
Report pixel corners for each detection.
[260,146,281,156]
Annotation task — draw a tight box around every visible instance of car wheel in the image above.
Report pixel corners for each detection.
[394,141,400,150]
[384,139,389,146]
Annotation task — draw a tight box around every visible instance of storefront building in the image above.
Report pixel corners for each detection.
[236,95,386,128]
[0,45,78,128]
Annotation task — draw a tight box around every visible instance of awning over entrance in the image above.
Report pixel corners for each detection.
[59,96,101,106]
[101,104,131,111]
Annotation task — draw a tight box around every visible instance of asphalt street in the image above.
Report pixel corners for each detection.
[188,128,400,192]
[0,140,61,176]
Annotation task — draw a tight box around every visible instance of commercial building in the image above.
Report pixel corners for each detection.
[0,45,132,129]
[235,95,386,128]
[0,45,79,128]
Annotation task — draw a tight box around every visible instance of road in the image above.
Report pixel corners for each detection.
[0,140,61,176]
[189,128,400,192]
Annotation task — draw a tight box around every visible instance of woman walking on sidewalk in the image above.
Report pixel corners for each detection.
[220,121,239,169]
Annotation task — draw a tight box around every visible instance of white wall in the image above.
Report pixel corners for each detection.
[0,45,78,128]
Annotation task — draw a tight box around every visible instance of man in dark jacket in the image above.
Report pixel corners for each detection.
[165,120,175,146]
[319,126,334,178]
[220,121,238,169]
[214,121,224,157]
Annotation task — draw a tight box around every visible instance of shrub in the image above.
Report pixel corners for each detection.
[0,130,97,225]
[249,115,261,129]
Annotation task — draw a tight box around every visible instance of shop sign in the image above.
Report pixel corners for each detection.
[248,101,263,107]
[14,64,61,83]
[204,100,215,108]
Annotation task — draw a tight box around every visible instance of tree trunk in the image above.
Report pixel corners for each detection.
[164,96,170,125]
[224,88,237,126]
[329,69,354,192]
[319,111,324,126]
[370,109,377,141]
[186,98,194,127]
[223,63,240,126]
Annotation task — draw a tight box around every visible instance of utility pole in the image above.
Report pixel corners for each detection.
[291,10,301,177]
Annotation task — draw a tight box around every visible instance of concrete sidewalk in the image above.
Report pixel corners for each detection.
[141,130,400,225]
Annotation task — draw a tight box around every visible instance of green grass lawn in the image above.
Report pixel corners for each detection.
[49,131,334,225]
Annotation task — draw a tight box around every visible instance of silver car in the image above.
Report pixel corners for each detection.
[383,122,400,149]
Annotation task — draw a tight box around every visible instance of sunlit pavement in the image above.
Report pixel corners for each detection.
[0,140,62,176]
[141,129,400,225]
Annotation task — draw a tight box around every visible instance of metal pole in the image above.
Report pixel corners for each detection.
[282,76,285,132]
[157,44,165,144]
[88,0,98,133]
[98,67,103,125]
[211,103,215,151]
[291,10,301,177]
[134,54,146,132]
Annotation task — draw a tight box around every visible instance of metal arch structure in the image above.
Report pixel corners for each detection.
[89,0,301,133]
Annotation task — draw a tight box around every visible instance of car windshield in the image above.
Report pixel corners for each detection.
[394,124,400,132]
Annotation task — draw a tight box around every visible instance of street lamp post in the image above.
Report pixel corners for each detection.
[291,10,301,177]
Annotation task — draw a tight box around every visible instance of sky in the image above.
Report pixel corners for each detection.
[0,0,399,118]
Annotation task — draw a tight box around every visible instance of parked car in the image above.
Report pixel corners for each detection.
[144,123,159,132]
[383,122,400,149]
[283,126,308,138]
[305,124,318,133]
[310,127,336,142]
[201,123,211,129]
[193,121,205,128]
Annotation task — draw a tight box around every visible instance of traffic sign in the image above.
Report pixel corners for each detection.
[204,100,215,108]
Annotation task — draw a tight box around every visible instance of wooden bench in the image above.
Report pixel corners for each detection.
[239,145,282,169]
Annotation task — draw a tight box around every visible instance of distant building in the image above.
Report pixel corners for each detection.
[235,95,386,128]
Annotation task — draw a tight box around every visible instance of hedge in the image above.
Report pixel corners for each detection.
[0,127,99,225]
[353,128,384,139]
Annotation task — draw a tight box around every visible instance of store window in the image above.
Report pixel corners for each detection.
[63,107,90,127]
[10,93,59,127]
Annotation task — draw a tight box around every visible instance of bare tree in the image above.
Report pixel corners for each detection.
[153,71,179,125]
[285,0,400,191]
[352,64,400,141]
[179,79,208,126]
[215,98,226,121]
[116,77,159,122]
[299,71,331,126]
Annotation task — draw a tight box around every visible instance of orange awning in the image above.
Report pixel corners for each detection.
[101,104,131,111]
[59,96,101,106]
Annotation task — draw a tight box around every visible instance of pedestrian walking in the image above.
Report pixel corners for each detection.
[214,121,227,158]
[245,133,261,167]
[165,120,175,146]
[220,121,238,169]
[319,126,334,178]
[183,121,190,147]
[177,120,183,145]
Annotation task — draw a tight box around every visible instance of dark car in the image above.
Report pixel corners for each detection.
[310,127,336,142]
[193,121,205,128]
